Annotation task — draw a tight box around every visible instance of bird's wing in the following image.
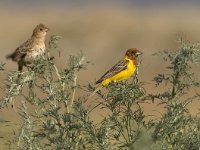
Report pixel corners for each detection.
[95,59,129,84]
[17,38,34,53]
[11,38,34,61]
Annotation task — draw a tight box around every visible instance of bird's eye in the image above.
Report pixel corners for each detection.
[40,28,43,31]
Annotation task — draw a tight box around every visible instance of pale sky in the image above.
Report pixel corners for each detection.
[0,0,200,7]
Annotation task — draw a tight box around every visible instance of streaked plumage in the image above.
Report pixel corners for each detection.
[6,24,49,71]
[95,59,130,85]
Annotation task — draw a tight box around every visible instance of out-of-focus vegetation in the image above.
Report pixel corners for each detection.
[0,37,200,149]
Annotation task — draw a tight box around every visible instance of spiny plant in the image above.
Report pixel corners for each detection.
[0,38,200,150]
[151,39,200,150]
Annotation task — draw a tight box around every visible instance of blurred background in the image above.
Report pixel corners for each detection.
[0,0,200,146]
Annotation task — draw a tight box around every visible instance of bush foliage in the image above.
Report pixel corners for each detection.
[0,37,200,150]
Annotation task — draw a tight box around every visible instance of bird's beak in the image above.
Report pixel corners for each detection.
[136,51,143,56]
[45,28,50,32]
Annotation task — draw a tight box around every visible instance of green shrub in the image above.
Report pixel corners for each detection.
[0,38,200,150]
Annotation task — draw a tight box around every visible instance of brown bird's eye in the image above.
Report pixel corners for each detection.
[40,28,43,31]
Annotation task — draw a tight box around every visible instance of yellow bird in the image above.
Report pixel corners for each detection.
[90,48,142,97]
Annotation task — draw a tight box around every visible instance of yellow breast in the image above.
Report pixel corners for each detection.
[101,58,136,86]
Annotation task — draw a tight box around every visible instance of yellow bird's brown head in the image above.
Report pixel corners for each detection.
[32,24,49,37]
[125,48,142,60]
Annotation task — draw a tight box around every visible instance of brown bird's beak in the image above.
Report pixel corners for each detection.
[45,27,50,32]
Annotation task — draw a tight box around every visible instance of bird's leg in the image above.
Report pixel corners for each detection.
[115,82,120,86]
[112,81,119,86]
[26,63,33,71]
[24,61,35,71]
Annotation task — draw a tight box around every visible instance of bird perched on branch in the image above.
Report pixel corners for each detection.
[90,48,142,97]
[6,24,49,71]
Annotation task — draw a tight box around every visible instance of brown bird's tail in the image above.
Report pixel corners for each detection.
[6,53,14,60]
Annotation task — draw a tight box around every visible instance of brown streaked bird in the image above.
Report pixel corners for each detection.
[6,24,49,71]
[89,48,142,97]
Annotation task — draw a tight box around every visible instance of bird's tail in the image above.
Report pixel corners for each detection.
[88,85,103,98]
[6,53,13,60]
